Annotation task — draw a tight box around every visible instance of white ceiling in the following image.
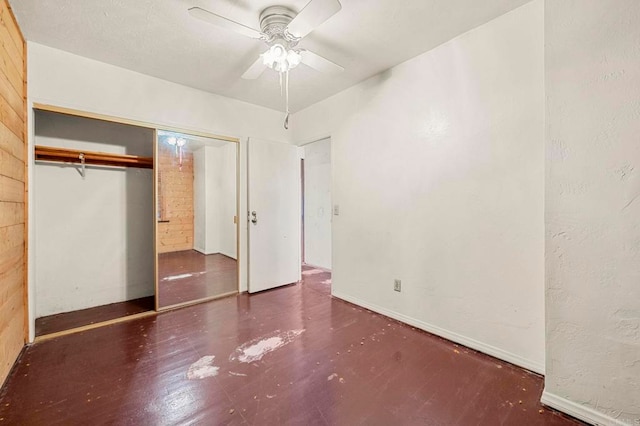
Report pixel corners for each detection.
[10,0,530,112]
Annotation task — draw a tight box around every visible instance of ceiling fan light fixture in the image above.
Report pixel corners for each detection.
[166,137,186,147]
[262,43,301,73]
[287,49,302,68]
[270,43,287,61]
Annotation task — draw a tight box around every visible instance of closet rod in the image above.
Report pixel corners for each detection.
[35,145,153,169]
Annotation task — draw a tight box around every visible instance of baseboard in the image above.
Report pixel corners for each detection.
[541,390,631,426]
[302,262,331,272]
[331,291,545,375]
[192,248,237,259]
[194,247,216,255]
[220,251,237,261]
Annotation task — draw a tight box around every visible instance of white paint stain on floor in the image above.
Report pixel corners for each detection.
[229,371,247,377]
[230,329,305,363]
[187,356,219,380]
[162,272,206,282]
[327,373,338,381]
[321,278,332,285]
[302,269,324,275]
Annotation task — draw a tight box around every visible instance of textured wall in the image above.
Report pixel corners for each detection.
[544,1,640,424]
[157,142,194,254]
[292,1,544,372]
[0,0,24,385]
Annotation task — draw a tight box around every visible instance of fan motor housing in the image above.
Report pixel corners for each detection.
[259,5,296,40]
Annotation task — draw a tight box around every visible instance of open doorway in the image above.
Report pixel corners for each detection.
[300,138,332,289]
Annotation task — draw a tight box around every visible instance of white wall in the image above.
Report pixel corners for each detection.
[193,146,218,254]
[292,1,544,372]
[218,143,238,259]
[193,147,205,252]
[543,1,640,424]
[193,144,237,258]
[303,138,332,269]
[28,43,291,144]
[34,111,154,316]
[27,43,292,337]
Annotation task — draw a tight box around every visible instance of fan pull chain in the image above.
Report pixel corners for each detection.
[284,70,290,129]
[277,71,291,129]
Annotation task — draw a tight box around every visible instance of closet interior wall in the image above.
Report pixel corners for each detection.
[33,110,154,318]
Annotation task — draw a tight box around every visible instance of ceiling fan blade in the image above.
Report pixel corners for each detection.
[286,0,342,39]
[300,50,344,74]
[188,7,262,39]
[241,57,267,79]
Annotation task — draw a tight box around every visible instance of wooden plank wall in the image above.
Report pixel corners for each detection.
[0,0,25,385]
[157,142,194,253]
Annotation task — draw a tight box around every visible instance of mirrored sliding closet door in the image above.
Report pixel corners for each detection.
[155,131,239,309]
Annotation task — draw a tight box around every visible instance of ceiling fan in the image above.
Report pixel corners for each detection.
[188,0,344,128]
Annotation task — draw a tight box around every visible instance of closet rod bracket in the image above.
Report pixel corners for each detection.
[78,153,86,178]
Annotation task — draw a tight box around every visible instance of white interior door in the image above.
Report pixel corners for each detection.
[248,138,300,293]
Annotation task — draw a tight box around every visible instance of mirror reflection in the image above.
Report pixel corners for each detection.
[156,131,238,308]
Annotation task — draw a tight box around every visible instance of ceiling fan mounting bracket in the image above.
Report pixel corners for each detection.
[259,5,300,45]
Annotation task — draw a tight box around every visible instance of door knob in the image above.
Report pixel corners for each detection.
[251,211,257,224]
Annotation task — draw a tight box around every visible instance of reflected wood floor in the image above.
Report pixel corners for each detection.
[34,296,155,337]
[0,267,583,425]
[158,250,237,307]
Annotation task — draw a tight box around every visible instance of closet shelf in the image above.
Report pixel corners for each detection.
[35,145,153,169]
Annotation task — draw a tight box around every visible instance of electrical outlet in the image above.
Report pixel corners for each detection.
[333,204,340,216]
[394,279,401,292]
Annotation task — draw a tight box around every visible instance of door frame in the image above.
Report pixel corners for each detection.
[297,137,332,272]
[300,157,305,264]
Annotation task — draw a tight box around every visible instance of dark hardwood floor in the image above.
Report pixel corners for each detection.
[34,296,155,337]
[158,250,238,307]
[0,267,583,425]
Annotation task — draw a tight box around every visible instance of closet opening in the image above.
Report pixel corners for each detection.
[33,110,156,337]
